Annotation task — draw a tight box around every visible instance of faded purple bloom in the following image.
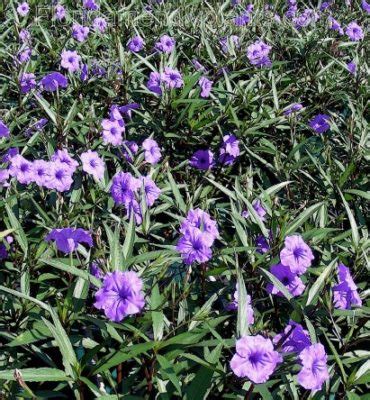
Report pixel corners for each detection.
[280,235,314,275]
[362,0,370,13]
[72,23,90,42]
[80,150,105,180]
[127,36,145,52]
[122,140,139,162]
[142,138,162,164]
[45,228,93,254]
[286,0,297,19]
[247,40,272,68]
[17,47,32,63]
[101,119,124,146]
[40,72,68,92]
[266,263,305,297]
[220,35,240,53]
[189,149,214,170]
[242,200,266,221]
[230,335,282,383]
[198,76,213,98]
[80,64,88,81]
[297,344,329,391]
[192,59,206,72]
[345,22,364,41]
[55,4,66,20]
[293,9,319,29]
[0,169,10,187]
[161,67,183,89]
[284,103,303,116]
[83,0,99,10]
[119,103,140,119]
[309,114,330,134]
[219,134,240,165]
[147,71,162,95]
[51,149,78,173]
[273,321,311,353]
[155,35,175,53]
[126,199,143,225]
[320,1,331,10]
[142,176,161,207]
[328,17,344,35]
[110,172,141,206]
[0,244,7,260]
[256,234,269,254]
[333,264,362,310]
[19,73,36,93]
[347,61,357,75]
[31,160,52,186]
[0,120,10,138]
[234,12,250,26]
[2,148,19,163]
[93,17,107,33]
[9,155,33,184]
[47,161,74,192]
[90,262,103,280]
[17,2,29,16]
[176,226,212,265]
[61,50,81,73]
[94,271,145,322]
[226,288,254,325]
[19,29,31,43]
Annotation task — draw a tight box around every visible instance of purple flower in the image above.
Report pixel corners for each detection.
[47,161,74,192]
[80,150,105,180]
[280,235,314,275]
[198,76,213,98]
[146,71,162,95]
[126,199,143,225]
[17,2,29,16]
[9,155,33,184]
[284,103,303,116]
[161,67,183,89]
[101,119,124,146]
[119,103,140,119]
[122,140,139,162]
[90,262,104,280]
[51,149,78,173]
[72,23,90,42]
[142,138,162,164]
[19,73,36,93]
[83,0,99,10]
[333,264,362,310]
[309,114,331,134]
[297,344,329,391]
[247,40,272,68]
[94,271,145,322]
[226,288,254,325]
[19,29,31,43]
[256,234,269,253]
[110,172,141,206]
[347,61,357,75]
[45,228,93,254]
[127,36,145,52]
[17,47,32,64]
[293,9,318,29]
[40,72,68,92]
[273,321,311,353]
[345,22,364,41]
[242,200,266,221]
[189,149,214,170]
[142,176,161,207]
[219,134,240,165]
[31,160,52,186]
[233,12,250,26]
[93,17,107,33]
[0,244,7,260]
[61,50,81,73]
[266,263,305,297]
[2,148,18,163]
[155,35,175,53]
[0,120,10,138]
[230,335,282,383]
[362,0,370,13]
[320,1,331,10]
[328,17,344,35]
[55,4,66,20]
[176,226,212,265]
[80,64,89,81]
[220,35,240,53]
[0,169,10,187]
[192,59,206,72]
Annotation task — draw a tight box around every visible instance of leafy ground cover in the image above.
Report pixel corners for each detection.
[0,0,369,399]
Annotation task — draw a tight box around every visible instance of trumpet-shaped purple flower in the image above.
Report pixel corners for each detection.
[51,149,78,173]
[40,72,68,92]
[17,2,29,16]
[83,0,99,10]
[119,103,140,119]
[267,263,305,297]
[162,67,183,89]
[347,61,357,75]
[273,321,311,353]
[72,24,89,42]
[333,264,362,310]
[256,234,270,253]
[284,103,303,116]
[19,73,36,93]
[242,200,266,221]
[297,344,329,391]
[155,35,175,53]
[101,119,125,146]
[147,71,162,95]
[293,9,318,29]
[61,50,81,73]
[176,226,212,265]
[9,155,33,184]
[110,172,141,205]
[142,176,161,207]
[280,235,314,275]
[45,228,93,254]
[17,47,32,64]
[328,17,344,35]
[142,138,162,164]
[80,150,105,180]
[345,22,364,41]
[55,4,66,20]
[198,76,213,98]
[122,140,139,162]
[127,36,144,52]
[189,149,214,170]
[309,114,330,134]
[94,271,145,322]
[230,335,282,383]
[31,160,52,186]
[93,17,107,33]
[247,40,272,68]
[362,0,370,13]
[47,161,74,192]
[0,120,10,138]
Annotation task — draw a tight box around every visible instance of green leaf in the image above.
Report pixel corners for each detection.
[339,189,360,247]
[285,202,324,236]
[0,368,70,382]
[306,259,337,306]
[236,263,249,337]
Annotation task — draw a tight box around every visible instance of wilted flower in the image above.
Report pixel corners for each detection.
[17,2,29,16]
[19,73,36,93]
[273,321,311,353]
[198,76,213,98]
[234,12,250,26]
[127,36,145,52]
[230,335,282,383]
[256,234,270,253]
[347,61,357,75]
[266,263,305,297]
[93,17,107,33]
[122,140,139,162]
[189,149,214,170]
[0,169,10,188]
[328,17,344,35]
[40,72,68,92]
[161,67,183,89]
[242,200,266,221]
[94,271,145,322]
[80,150,105,180]
[333,263,362,310]
[297,344,329,391]
[280,235,314,275]
[72,23,89,42]
[146,71,162,95]
[247,40,272,67]
[45,228,93,254]
[155,35,175,53]
[345,22,364,41]
[0,120,10,138]
[362,0,370,13]
[284,103,303,116]
[293,9,318,29]
[219,134,240,165]
[61,50,81,73]
[17,47,32,63]
[142,138,162,164]
[19,29,31,43]
[309,114,330,134]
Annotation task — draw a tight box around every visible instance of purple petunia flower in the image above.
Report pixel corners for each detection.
[61,50,81,73]
[9,155,33,184]
[122,140,139,162]
[155,35,175,53]
[80,150,105,181]
[332,263,362,310]
[141,176,161,207]
[47,161,74,192]
[45,228,93,254]
[119,103,140,119]
[72,23,90,42]
[293,9,319,29]
[0,120,10,138]
[256,234,270,253]
[347,61,357,75]
[280,235,314,275]
[31,160,52,187]
[219,134,240,166]
[309,114,331,134]
[226,287,254,325]
[19,29,31,43]
[19,73,36,93]
[110,172,141,206]
[198,76,213,98]
[90,262,104,280]
[94,271,145,322]
[234,12,250,26]
[2,148,18,163]
[273,320,311,353]
[142,138,162,164]
[328,17,344,35]
[220,35,240,53]
[40,72,68,92]
[362,0,370,13]
[176,226,212,265]
[101,119,124,146]
[147,71,162,95]
[93,17,107,33]
[189,149,214,170]
[345,22,364,41]
[266,263,306,297]
[55,4,66,20]
[127,36,145,52]
[284,103,303,116]
[17,2,29,16]
[83,0,99,10]
[242,200,266,221]
[51,149,78,173]
[161,67,183,89]
[297,343,329,391]
[230,335,282,383]
[17,47,32,64]
[247,40,272,68]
